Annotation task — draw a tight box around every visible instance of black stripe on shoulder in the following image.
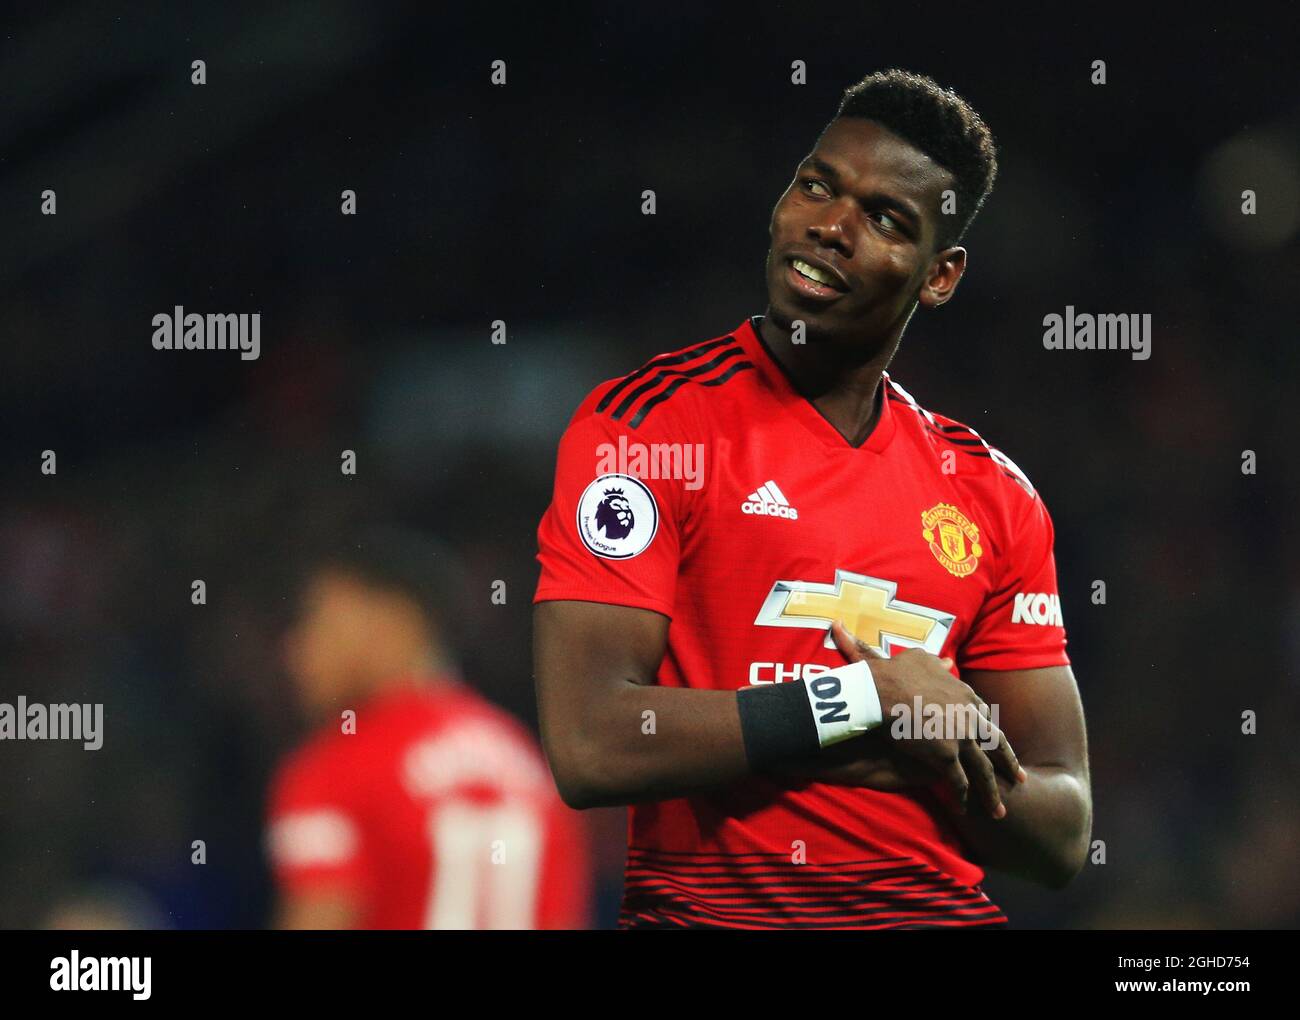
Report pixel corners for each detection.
[928,430,986,447]
[596,337,737,414]
[626,357,754,429]
[886,394,972,430]
[887,394,982,444]
[930,439,1033,490]
[887,394,1032,490]
[609,345,744,422]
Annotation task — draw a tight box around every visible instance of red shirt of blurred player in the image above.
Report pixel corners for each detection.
[267,563,588,929]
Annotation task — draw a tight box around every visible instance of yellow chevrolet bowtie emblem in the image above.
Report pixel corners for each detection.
[754,569,954,656]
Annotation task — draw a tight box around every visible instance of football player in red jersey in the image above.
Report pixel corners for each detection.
[534,69,1091,928]
[267,529,590,929]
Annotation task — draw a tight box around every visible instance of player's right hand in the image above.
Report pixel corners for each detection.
[829,620,1022,819]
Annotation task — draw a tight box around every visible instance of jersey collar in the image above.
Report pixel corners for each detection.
[739,315,897,454]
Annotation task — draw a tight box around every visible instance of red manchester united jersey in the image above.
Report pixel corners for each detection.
[266,680,590,929]
[534,314,1070,929]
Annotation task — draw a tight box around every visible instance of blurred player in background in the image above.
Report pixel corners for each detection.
[267,529,589,929]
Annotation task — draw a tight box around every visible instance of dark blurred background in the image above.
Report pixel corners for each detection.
[2,3,1297,928]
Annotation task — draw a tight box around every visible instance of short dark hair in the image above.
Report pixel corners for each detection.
[308,525,466,636]
[833,69,998,249]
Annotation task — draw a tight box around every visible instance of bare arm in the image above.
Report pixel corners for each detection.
[938,665,1092,888]
[534,602,1022,813]
[533,600,750,808]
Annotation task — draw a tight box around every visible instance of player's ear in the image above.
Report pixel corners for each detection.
[917,246,966,309]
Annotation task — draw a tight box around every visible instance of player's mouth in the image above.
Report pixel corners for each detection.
[785,256,848,301]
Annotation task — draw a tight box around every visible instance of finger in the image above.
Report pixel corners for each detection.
[982,722,1022,786]
[961,692,1023,784]
[960,741,1005,819]
[940,754,971,814]
[830,620,885,661]
[829,620,863,662]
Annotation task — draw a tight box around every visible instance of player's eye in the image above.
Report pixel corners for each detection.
[871,210,917,240]
[801,177,830,197]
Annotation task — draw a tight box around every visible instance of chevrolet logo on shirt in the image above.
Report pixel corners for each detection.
[754,569,954,656]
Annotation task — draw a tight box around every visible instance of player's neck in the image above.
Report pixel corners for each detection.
[351,647,454,702]
[757,312,896,446]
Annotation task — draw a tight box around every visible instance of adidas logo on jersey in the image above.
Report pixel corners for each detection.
[741,480,799,520]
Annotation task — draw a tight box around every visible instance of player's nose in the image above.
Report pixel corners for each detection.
[807,207,854,259]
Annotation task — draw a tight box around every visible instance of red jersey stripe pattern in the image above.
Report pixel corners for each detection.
[620,848,1007,929]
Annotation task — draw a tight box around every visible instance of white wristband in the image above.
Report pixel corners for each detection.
[801,660,884,747]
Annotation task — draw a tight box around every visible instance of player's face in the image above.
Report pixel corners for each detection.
[764,117,958,344]
[282,571,370,716]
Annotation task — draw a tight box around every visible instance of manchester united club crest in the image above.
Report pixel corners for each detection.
[921,502,983,578]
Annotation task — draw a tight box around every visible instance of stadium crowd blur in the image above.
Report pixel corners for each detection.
[3,6,1297,928]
